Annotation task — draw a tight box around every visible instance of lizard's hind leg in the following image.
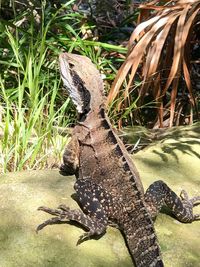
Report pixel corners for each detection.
[144,180,200,222]
[37,205,107,244]
[37,179,112,244]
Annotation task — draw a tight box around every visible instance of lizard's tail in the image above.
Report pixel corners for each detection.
[122,208,164,267]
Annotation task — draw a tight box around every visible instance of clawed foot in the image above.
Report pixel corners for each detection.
[36,204,71,233]
[76,230,95,245]
[76,226,106,245]
[180,190,200,221]
[37,204,106,244]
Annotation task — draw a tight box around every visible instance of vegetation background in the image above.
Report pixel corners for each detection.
[0,0,199,173]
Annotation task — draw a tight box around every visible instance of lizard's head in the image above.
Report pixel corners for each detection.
[59,53,106,118]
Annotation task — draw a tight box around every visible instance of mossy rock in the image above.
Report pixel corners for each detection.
[0,126,200,267]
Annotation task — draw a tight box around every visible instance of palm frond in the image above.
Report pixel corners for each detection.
[108,0,200,127]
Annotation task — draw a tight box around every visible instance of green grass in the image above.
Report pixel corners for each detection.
[0,24,71,172]
[0,2,75,173]
[0,1,127,173]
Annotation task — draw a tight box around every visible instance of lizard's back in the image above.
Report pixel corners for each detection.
[74,107,163,267]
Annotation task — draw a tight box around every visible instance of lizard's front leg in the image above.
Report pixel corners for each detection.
[37,179,112,244]
[60,136,79,175]
[144,180,200,222]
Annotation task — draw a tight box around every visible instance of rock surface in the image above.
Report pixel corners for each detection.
[0,125,200,267]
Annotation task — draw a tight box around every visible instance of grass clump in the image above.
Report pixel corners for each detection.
[0,25,70,172]
[0,1,127,173]
[0,2,76,173]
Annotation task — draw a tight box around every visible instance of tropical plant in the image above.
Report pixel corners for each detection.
[0,1,127,173]
[108,0,200,127]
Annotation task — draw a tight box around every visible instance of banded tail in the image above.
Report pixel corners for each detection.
[122,207,164,267]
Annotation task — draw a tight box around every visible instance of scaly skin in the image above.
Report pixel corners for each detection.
[37,53,200,267]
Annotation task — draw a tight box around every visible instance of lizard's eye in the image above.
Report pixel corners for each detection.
[69,62,75,69]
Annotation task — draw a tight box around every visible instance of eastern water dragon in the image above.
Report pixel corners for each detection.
[37,53,200,267]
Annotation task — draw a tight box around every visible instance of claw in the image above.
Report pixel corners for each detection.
[194,214,200,220]
[36,217,61,233]
[180,190,189,201]
[76,231,94,245]
[190,196,200,205]
[37,206,46,211]
[37,206,61,216]
[191,196,200,221]
[58,204,70,212]
[36,222,47,233]
[180,191,200,207]
[178,191,200,222]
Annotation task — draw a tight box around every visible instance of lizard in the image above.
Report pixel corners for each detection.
[37,53,200,267]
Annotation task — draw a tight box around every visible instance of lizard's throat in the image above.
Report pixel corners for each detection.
[68,69,91,115]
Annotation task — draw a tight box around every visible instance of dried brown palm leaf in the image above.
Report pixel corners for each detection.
[141,12,179,95]
[108,0,200,127]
